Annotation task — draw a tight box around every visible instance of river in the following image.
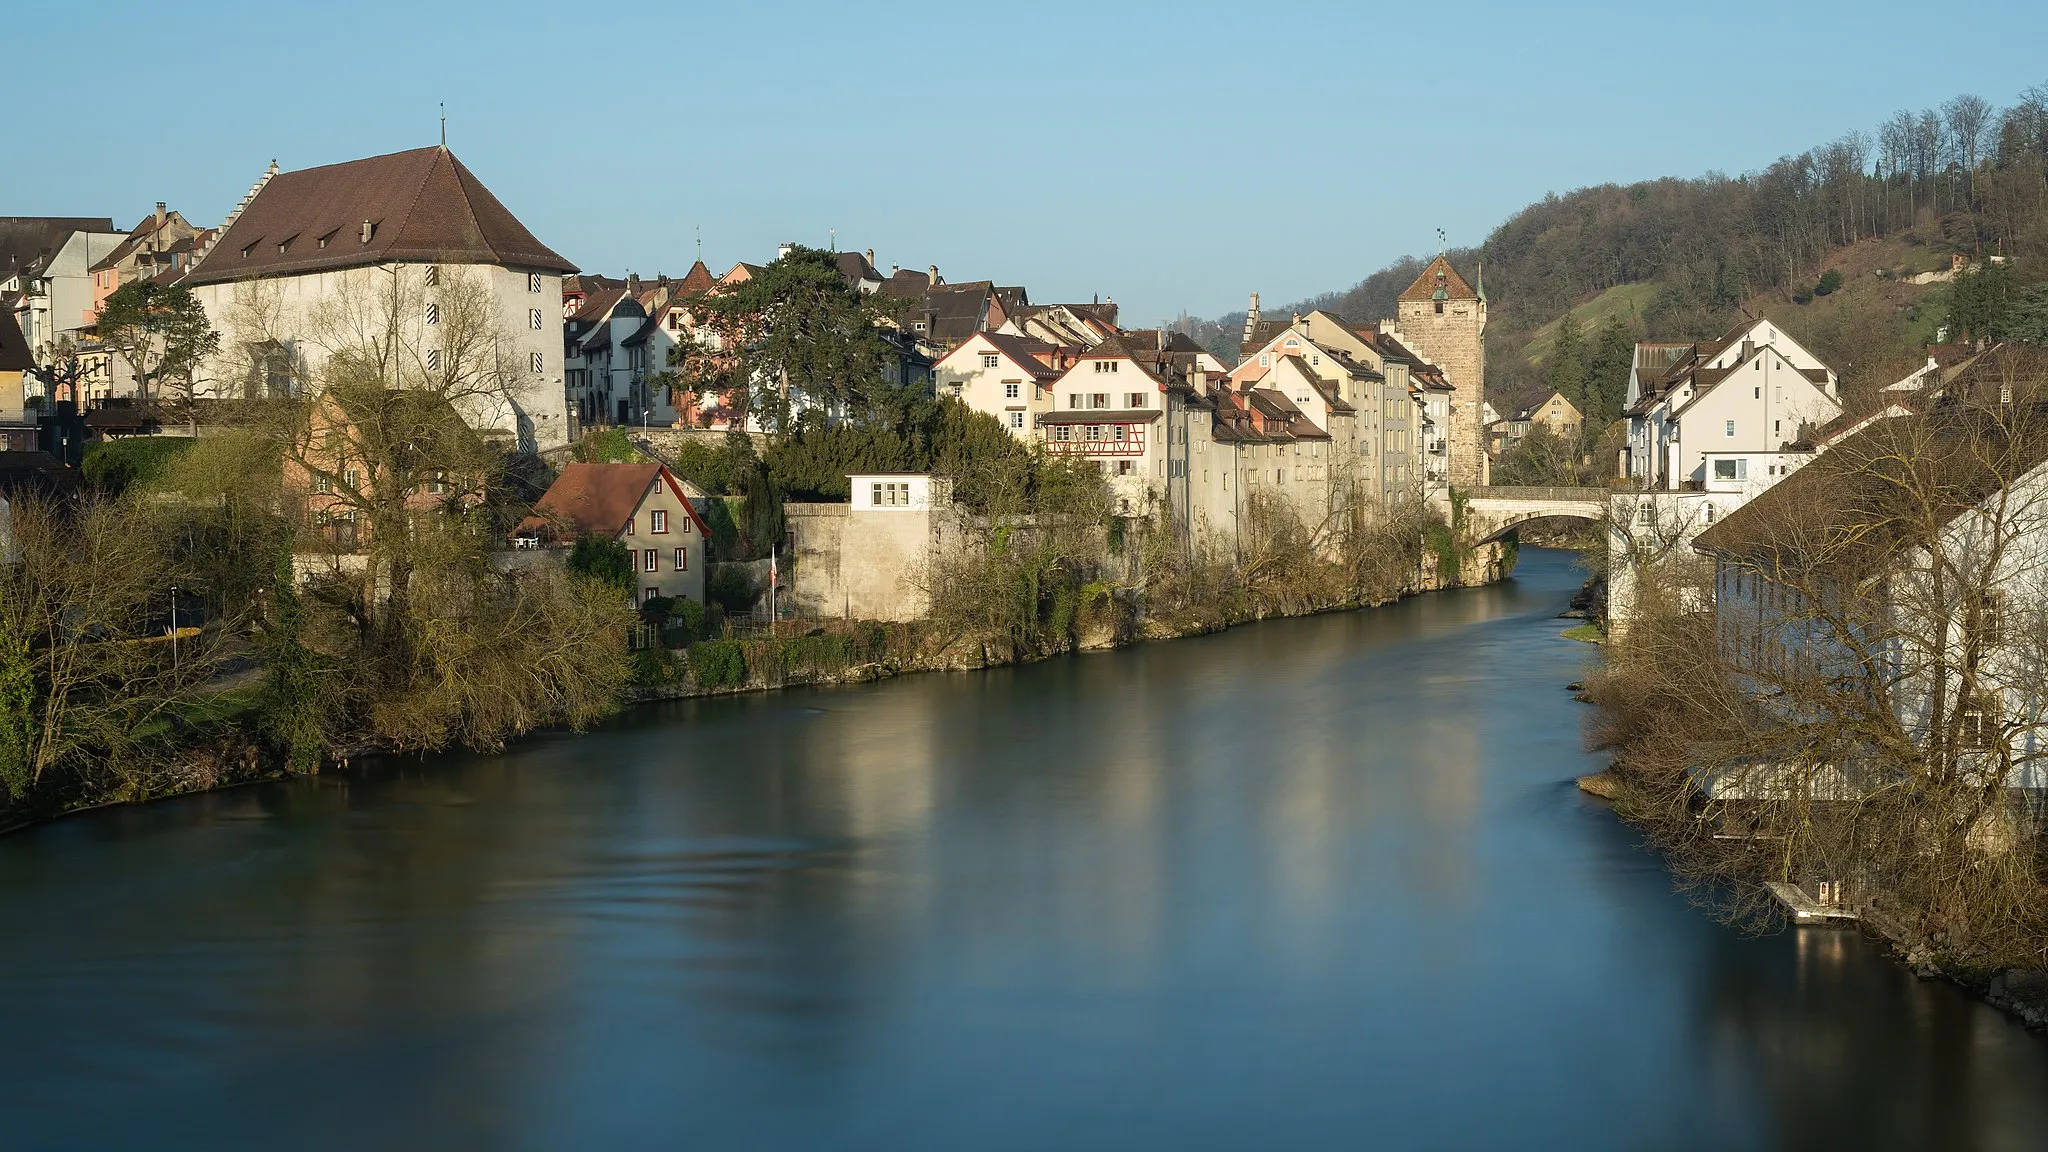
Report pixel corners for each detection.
[2,549,2045,1150]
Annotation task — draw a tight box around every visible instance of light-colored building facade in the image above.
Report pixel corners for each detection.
[934,331,1068,439]
[184,146,576,452]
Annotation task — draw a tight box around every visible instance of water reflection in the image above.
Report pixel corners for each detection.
[2,550,2045,1150]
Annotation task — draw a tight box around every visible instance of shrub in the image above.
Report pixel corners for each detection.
[707,566,758,615]
[81,437,194,496]
[1792,290,1814,305]
[1815,269,1843,296]
[667,596,706,644]
[567,535,634,594]
[688,639,747,689]
[574,428,637,463]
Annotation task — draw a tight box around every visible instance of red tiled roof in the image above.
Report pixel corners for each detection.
[519,462,706,539]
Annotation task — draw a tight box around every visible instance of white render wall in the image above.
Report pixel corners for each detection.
[190,262,569,451]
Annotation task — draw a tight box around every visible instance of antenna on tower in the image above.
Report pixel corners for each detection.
[695,225,702,262]
[439,103,446,148]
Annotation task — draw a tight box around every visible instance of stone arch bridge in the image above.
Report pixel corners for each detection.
[1461,486,1609,543]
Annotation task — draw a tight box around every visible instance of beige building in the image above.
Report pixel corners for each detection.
[184,146,577,452]
[933,331,1070,440]
[786,473,958,621]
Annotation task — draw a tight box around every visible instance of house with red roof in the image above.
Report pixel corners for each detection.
[516,462,712,606]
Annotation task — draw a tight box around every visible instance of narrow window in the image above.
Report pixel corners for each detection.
[1009,411,1023,429]
[530,308,544,330]
[674,547,687,571]
[1725,420,1735,437]
[425,302,439,325]
[529,272,543,293]
[426,348,441,372]
[424,265,440,287]
[531,351,545,373]
[643,548,659,573]
[871,482,883,505]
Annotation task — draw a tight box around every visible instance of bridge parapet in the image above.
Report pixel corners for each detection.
[1467,486,1611,503]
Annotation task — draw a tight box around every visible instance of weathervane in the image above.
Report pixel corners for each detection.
[1435,227,1446,256]
[439,102,446,148]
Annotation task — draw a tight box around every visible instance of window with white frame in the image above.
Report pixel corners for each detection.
[643,548,659,573]
[870,481,910,507]
[650,509,668,534]
[981,353,1000,368]
[1004,382,1020,399]
[673,547,687,571]
[1009,411,1023,429]
[1725,419,1736,437]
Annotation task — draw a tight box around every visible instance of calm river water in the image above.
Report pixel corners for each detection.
[3,549,2046,1150]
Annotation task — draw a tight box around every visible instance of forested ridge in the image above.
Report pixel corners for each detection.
[1181,82,2048,424]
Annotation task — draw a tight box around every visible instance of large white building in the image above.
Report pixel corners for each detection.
[183,146,577,451]
[1608,318,1845,635]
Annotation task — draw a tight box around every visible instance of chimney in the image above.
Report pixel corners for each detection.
[1741,338,1755,361]
[1157,328,1167,352]
[360,219,373,244]
[628,272,641,293]
[1243,292,1261,348]
[865,248,875,266]
[929,264,940,286]
[154,202,166,228]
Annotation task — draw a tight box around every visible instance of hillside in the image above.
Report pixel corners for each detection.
[1177,84,2048,423]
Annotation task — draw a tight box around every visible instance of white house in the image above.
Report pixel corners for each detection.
[1039,334,1171,515]
[183,146,577,452]
[1623,318,1839,490]
[933,331,1068,439]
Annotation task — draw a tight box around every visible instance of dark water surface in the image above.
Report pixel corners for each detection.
[4,549,2046,1150]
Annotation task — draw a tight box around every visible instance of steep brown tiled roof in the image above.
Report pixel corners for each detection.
[1398,255,1476,302]
[981,332,1061,380]
[676,260,716,296]
[1694,402,2048,568]
[0,217,115,275]
[187,147,574,286]
[521,462,704,539]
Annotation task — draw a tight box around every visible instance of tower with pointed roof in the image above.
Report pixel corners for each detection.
[1388,253,1487,489]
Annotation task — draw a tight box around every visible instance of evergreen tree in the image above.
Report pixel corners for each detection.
[1548,312,1588,413]
[1583,316,1637,428]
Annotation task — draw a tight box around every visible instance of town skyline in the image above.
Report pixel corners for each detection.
[9,0,2045,323]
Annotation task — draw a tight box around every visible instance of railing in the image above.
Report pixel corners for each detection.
[1467,486,1609,504]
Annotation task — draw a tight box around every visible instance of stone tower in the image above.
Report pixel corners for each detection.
[1387,255,1487,489]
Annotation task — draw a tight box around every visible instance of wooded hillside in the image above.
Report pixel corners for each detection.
[1181,84,2048,424]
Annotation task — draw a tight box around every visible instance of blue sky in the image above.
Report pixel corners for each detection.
[8,1,2044,322]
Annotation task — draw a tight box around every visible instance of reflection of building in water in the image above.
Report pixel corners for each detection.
[817,685,941,840]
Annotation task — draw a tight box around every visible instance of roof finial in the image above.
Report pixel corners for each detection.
[439,102,446,149]
[695,225,702,262]
[1435,227,1446,257]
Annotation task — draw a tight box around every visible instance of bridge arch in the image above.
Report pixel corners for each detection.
[1460,486,1609,545]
